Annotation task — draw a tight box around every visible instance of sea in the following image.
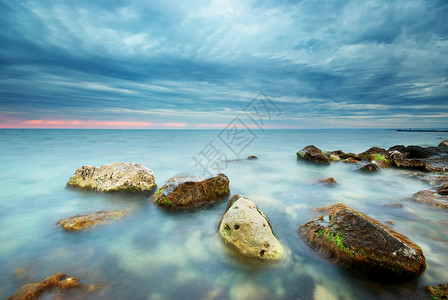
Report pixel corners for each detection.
[1,129,447,300]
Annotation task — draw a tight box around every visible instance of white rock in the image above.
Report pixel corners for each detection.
[219,194,284,260]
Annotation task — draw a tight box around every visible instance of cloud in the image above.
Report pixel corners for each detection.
[0,0,447,128]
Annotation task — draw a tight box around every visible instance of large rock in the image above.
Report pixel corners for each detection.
[57,210,128,231]
[9,273,81,300]
[411,190,448,208]
[297,145,330,165]
[299,203,426,280]
[67,162,156,192]
[219,194,284,260]
[330,150,359,160]
[153,173,230,208]
[439,140,448,148]
[358,147,389,160]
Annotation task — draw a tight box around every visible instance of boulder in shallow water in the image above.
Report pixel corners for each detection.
[57,210,128,231]
[357,147,389,160]
[358,163,380,173]
[439,140,448,148]
[299,203,426,280]
[342,157,361,164]
[297,145,330,165]
[153,173,230,208]
[9,273,81,300]
[219,194,284,260]
[247,155,258,160]
[67,162,157,192]
[328,154,341,162]
[411,190,448,208]
[426,283,448,299]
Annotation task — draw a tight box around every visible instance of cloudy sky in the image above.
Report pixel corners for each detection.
[0,0,447,129]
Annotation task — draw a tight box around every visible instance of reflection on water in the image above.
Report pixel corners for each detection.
[1,129,447,299]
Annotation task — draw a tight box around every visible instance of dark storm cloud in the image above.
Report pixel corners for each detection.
[0,0,447,128]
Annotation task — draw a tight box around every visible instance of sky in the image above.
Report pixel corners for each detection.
[0,0,447,129]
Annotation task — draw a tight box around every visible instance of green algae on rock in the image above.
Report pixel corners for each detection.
[219,194,284,260]
[57,210,128,231]
[67,162,157,192]
[153,173,230,208]
[299,203,426,281]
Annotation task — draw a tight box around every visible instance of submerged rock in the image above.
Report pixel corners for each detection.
[247,155,258,160]
[153,173,230,208]
[219,194,284,260]
[358,163,380,173]
[411,190,448,208]
[297,145,330,165]
[299,203,426,280]
[9,273,81,300]
[57,210,128,231]
[67,162,157,192]
[426,283,448,299]
[316,177,338,186]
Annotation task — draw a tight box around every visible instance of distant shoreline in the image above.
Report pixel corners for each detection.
[397,129,448,132]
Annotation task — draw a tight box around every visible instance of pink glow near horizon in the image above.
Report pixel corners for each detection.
[0,118,189,129]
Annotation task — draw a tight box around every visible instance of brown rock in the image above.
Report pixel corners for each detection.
[358,147,389,160]
[67,162,157,192]
[316,177,338,186]
[436,183,448,195]
[299,203,426,281]
[330,150,359,160]
[384,220,395,226]
[8,273,81,300]
[297,145,330,165]
[153,173,230,208]
[411,190,448,208]
[439,140,448,148]
[358,163,380,173]
[247,155,258,160]
[343,157,361,164]
[57,210,128,231]
[426,283,448,299]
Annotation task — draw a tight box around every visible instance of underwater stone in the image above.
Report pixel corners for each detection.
[57,210,128,231]
[219,194,284,260]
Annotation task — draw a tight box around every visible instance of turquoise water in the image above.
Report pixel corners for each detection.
[1,129,448,299]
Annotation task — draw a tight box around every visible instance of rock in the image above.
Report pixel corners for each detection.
[388,145,438,159]
[394,159,431,171]
[330,150,359,160]
[426,283,448,299]
[9,273,82,300]
[153,173,230,208]
[358,163,380,173]
[342,157,361,164]
[411,190,448,208]
[439,140,448,148]
[384,220,395,226]
[436,183,448,195]
[67,162,157,192]
[420,174,448,186]
[299,203,426,280]
[384,203,404,208]
[358,147,389,160]
[57,210,128,231]
[247,155,258,160]
[297,145,330,165]
[316,177,338,186]
[388,150,405,160]
[328,154,341,162]
[219,194,284,260]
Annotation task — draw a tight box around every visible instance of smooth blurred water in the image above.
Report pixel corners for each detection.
[1,129,447,299]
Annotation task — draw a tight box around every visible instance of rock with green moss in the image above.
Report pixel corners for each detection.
[153,173,230,208]
[219,194,284,260]
[297,145,330,165]
[299,203,426,281]
[67,162,157,192]
[426,283,448,299]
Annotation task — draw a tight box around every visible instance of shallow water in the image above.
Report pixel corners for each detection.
[1,129,447,299]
